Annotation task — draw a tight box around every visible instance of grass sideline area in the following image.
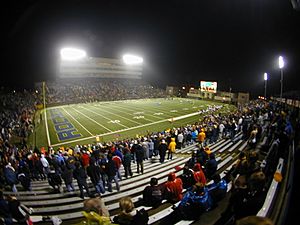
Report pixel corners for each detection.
[28,98,236,149]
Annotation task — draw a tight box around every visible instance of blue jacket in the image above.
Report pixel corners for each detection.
[180,187,213,212]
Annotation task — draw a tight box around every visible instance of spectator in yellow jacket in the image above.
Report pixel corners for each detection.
[168,138,176,160]
[198,129,206,147]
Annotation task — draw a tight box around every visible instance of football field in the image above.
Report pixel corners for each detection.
[34,98,236,148]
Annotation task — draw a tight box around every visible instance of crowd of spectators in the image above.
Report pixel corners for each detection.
[40,78,167,105]
[0,87,40,150]
[0,79,298,224]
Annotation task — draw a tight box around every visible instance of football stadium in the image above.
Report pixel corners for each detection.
[1,1,300,225]
[1,53,298,225]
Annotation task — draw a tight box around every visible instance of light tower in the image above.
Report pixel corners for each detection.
[278,56,284,99]
[264,72,268,99]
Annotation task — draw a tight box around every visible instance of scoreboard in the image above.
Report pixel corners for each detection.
[200,81,217,93]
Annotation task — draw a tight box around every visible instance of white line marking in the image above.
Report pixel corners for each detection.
[44,108,51,146]
[112,104,162,120]
[72,107,113,132]
[82,107,128,129]
[62,107,94,136]
[90,105,141,125]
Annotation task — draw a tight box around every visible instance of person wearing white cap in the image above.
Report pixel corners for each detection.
[158,139,167,163]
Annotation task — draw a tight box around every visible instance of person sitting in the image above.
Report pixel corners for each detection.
[180,164,196,189]
[83,194,110,217]
[17,167,32,191]
[164,172,183,203]
[6,194,62,225]
[142,177,165,208]
[0,190,13,225]
[113,196,149,225]
[7,194,33,224]
[173,182,213,221]
[193,163,207,185]
[207,174,228,206]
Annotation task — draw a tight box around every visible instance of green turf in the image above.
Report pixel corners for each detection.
[29,98,236,149]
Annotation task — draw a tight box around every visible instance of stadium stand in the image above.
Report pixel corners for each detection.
[1,130,264,224]
[1,84,298,225]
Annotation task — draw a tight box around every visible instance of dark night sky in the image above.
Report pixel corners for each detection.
[2,0,300,97]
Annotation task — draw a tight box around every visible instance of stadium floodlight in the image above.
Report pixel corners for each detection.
[278,56,284,99]
[264,73,268,99]
[123,54,143,65]
[60,47,87,61]
[279,56,284,69]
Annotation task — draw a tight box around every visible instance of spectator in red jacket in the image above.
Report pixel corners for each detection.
[81,150,90,168]
[112,153,122,180]
[164,172,183,203]
[193,163,207,185]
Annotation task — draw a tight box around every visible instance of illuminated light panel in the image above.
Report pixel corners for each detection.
[60,48,86,61]
[123,54,143,65]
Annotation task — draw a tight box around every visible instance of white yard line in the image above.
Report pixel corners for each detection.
[62,107,94,136]
[44,108,51,146]
[90,105,142,125]
[82,107,129,129]
[110,104,162,121]
[72,107,113,132]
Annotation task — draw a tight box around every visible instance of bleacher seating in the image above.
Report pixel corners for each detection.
[3,131,266,225]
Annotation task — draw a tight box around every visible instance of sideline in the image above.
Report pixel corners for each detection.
[44,108,51,147]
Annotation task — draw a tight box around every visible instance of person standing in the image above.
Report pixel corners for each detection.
[123,147,133,178]
[112,153,122,181]
[86,157,105,195]
[135,141,144,174]
[73,161,90,199]
[40,154,50,176]
[177,132,184,149]
[61,164,75,192]
[148,138,154,158]
[198,128,206,148]
[47,165,63,193]
[167,137,176,160]
[106,153,120,192]
[158,139,168,163]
